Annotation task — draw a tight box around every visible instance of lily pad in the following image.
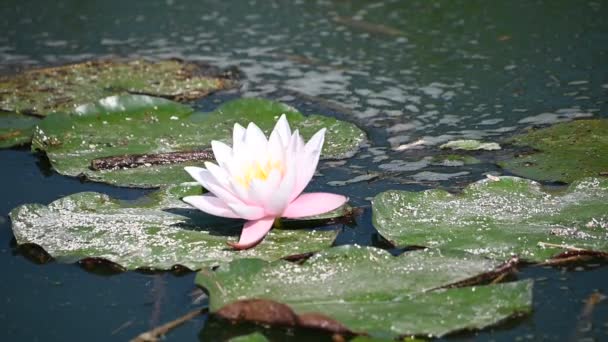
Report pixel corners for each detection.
[9,183,339,271]
[0,59,236,116]
[196,246,532,338]
[372,176,608,262]
[440,140,501,151]
[499,119,608,183]
[32,95,366,188]
[0,112,39,148]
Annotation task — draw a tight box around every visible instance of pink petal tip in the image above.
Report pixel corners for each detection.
[228,217,275,250]
[282,192,348,219]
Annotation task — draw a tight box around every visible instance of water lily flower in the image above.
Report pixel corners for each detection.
[183,114,348,250]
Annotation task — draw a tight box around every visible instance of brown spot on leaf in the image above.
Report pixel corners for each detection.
[216,299,354,334]
[217,299,299,326]
[298,313,350,333]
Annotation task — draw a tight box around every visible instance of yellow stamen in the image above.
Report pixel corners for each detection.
[235,159,284,188]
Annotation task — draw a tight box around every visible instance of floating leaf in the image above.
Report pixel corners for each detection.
[372,177,608,262]
[9,183,339,271]
[196,246,532,338]
[440,139,501,151]
[32,95,366,188]
[0,59,237,116]
[499,119,608,183]
[0,112,39,148]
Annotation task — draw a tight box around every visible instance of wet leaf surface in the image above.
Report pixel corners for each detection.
[196,246,532,338]
[32,95,366,187]
[0,59,237,116]
[373,176,608,262]
[9,183,340,271]
[0,112,39,148]
[499,119,608,183]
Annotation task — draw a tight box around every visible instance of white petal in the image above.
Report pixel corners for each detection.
[287,129,299,151]
[296,130,306,153]
[203,161,232,189]
[267,128,285,163]
[273,114,291,146]
[289,128,325,201]
[183,195,240,218]
[184,166,243,205]
[305,128,326,155]
[211,141,232,168]
[184,166,207,185]
[232,123,245,147]
[227,202,265,220]
[249,168,282,211]
[245,122,268,148]
[265,151,297,216]
[229,179,255,205]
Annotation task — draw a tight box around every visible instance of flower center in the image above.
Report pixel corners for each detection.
[236,159,283,188]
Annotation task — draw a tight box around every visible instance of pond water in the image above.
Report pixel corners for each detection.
[1,0,607,340]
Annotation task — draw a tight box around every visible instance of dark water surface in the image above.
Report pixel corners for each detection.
[1,0,607,341]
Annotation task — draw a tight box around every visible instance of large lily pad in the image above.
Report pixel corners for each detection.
[0,59,236,116]
[499,119,608,183]
[9,183,340,271]
[0,112,39,148]
[372,176,608,262]
[32,95,366,188]
[196,246,532,338]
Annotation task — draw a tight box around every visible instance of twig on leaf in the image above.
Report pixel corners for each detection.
[434,255,520,290]
[90,149,214,171]
[540,255,594,266]
[131,307,207,342]
[537,241,583,251]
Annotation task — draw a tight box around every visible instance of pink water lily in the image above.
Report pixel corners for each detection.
[183,114,348,250]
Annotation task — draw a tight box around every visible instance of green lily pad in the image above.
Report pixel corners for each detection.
[32,95,366,188]
[0,59,236,116]
[9,183,339,271]
[196,246,532,338]
[499,119,608,183]
[440,140,501,151]
[372,176,608,262]
[0,112,39,148]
